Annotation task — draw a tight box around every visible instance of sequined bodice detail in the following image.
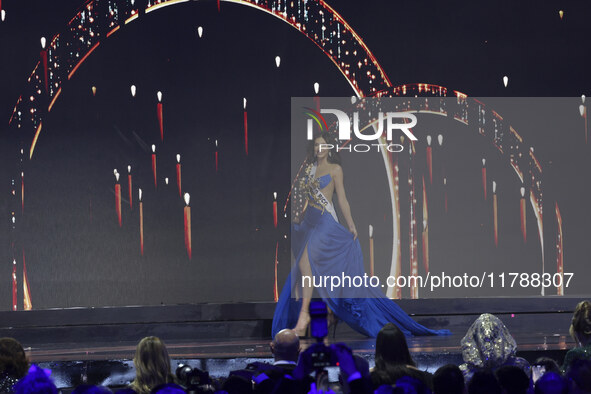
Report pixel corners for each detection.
[316,173,332,189]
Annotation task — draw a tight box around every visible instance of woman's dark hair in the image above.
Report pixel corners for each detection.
[533,357,560,375]
[371,324,422,390]
[433,364,465,394]
[468,370,501,394]
[495,365,529,394]
[0,337,29,379]
[306,131,342,165]
[375,323,415,369]
[570,300,591,345]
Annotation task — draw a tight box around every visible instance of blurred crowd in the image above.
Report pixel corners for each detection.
[1,300,591,394]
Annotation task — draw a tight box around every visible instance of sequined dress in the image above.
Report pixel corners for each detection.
[561,344,591,373]
[459,313,530,381]
[272,165,450,337]
[0,374,19,393]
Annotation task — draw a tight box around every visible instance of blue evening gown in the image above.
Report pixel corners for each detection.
[272,173,450,337]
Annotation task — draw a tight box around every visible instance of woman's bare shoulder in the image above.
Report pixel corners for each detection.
[329,163,343,176]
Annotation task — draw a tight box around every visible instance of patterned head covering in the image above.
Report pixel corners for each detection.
[461,313,517,369]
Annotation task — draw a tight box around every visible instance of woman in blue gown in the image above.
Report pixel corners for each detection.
[272,132,450,338]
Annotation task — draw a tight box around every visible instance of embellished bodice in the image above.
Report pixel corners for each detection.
[298,164,338,222]
[300,166,331,204]
[316,173,332,190]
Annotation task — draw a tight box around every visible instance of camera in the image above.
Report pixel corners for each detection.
[309,301,336,370]
[175,364,212,393]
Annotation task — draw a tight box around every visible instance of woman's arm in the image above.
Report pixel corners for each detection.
[333,165,358,239]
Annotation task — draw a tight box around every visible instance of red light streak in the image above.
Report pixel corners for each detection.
[139,200,144,255]
[176,163,182,198]
[128,174,133,209]
[157,102,164,141]
[274,242,279,302]
[555,203,563,295]
[244,110,248,155]
[23,251,32,310]
[184,205,192,259]
[520,196,526,243]
[115,183,122,226]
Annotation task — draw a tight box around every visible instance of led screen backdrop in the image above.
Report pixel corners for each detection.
[0,0,590,310]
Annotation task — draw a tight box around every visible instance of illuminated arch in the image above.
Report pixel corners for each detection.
[8,0,391,158]
[367,83,559,296]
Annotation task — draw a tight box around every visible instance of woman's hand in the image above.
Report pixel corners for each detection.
[349,224,358,240]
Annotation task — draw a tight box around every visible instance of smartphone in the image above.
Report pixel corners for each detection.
[326,366,340,383]
[532,365,546,383]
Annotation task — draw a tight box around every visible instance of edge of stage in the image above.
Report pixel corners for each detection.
[0,297,584,389]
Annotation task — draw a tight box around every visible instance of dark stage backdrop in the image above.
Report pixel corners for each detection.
[1,0,590,310]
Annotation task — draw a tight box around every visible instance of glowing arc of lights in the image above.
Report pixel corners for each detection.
[145,0,190,13]
[15,0,395,159]
[68,42,100,80]
[29,122,43,159]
